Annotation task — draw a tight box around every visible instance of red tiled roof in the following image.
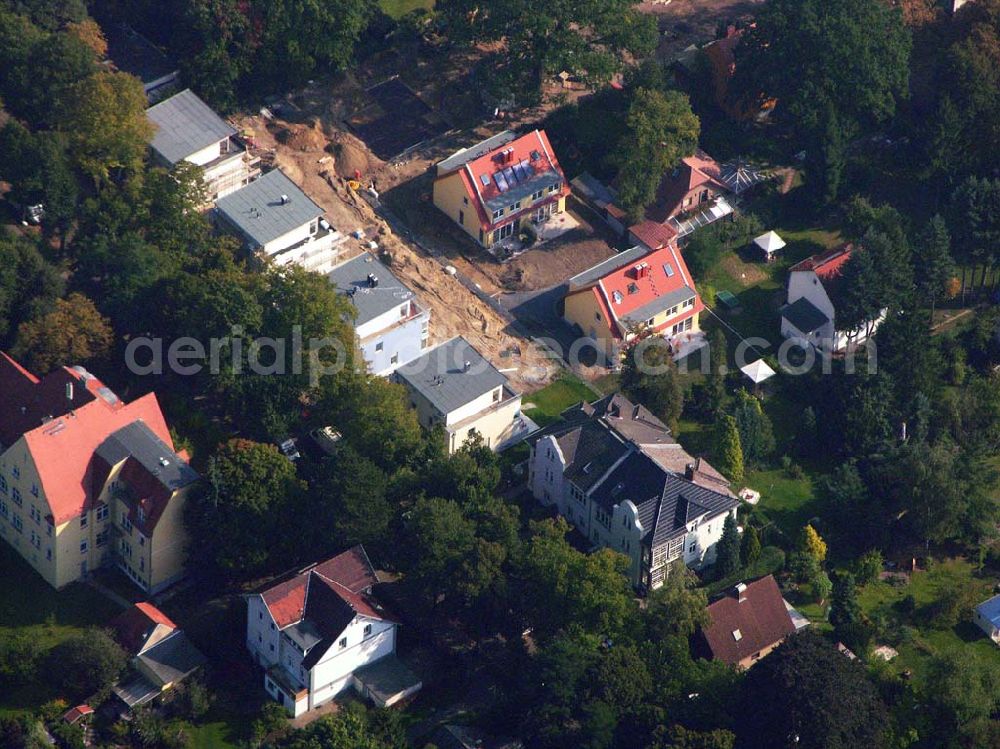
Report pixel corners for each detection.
[789,243,853,279]
[450,130,569,231]
[645,150,728,223]
[62,705,94,724]
[701,575,795,666]
[599,243,703,321]
[260,545,387,630]
[112,602,177,654]
[629,219,679,250]
[0,353,182,526]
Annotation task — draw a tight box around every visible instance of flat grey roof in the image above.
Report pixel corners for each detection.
[436,131,518,175]
[327,253,416,327]
[395,336,510,416]
[569,246,649,288]
[622,285,696,324]
[215,170,323,249]
[147,89,236,165]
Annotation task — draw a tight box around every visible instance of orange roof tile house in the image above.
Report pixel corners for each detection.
[563,242,704,363]
[432,130,569,251]
[0,353,198,592]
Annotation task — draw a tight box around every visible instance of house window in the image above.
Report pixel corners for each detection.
[258,634,263,643]
[30,484,38,498]
[13,515,23,532]
[339,637,347,650]
[689,542,696,553]
[139,535,145,546]
[463,196,469,205]
[375,341,383,352]
[46,520,52,536]
[270,643,275,652]
[646,318,654,326]
[364,623,372,637]
[96,504,108,522]
[80,540,88,554]
[0,500,6,518]
[259,612,263,620]
[627,283,638,295]
[510,201,521,211]
[12,466,19,479]
[121,512,132,533]
[12,488,21,506]
[492,208,504,220]
[271,623,275,631]
[390,353,399,365]
[549,182,559,193]
[0,476,5,494]
[532,189,544,201]
[81,514,88,528]
[595,312,601,321]
[493,388,501,402]
[46,548,52,561]
[459,209,465,225]
[138,508,145,524]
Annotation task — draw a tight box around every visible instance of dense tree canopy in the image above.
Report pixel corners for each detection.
[438,0,657,105]
[733,0,911,140]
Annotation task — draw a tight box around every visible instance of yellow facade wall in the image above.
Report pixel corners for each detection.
[148,485,191,592]
[433,172,484,244]
[563,289,617,361]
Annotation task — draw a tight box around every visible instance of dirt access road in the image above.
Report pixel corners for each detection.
[233,109,560,393]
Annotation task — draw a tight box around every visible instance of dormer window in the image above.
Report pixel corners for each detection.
[339,637,347,650]
[627,283,638,295]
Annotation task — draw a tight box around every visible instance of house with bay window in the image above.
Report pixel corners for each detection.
[432,129,569,251]
[527,394,738,590]
[0,352,197,592]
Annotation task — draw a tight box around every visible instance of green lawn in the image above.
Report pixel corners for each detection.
[379,0,434,18]
[746,467,817,539]
[857,558,1000,685]
[0,542,125,716]
[524,373,598,427]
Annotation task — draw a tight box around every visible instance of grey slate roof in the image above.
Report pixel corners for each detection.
[147,89,236,165]
[96,421,199,493]
[327,253,415,327]
[622,285,697,325]
[569,246,650,288]
[782,297,829,335]
[437,131,518,175]
[560,422,631,492]
[136,631,205,686]
[591,450,737,547]
[395,337,510,416]
[215,170,323,249]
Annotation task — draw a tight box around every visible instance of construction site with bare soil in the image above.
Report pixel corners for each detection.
[231,103,561,393]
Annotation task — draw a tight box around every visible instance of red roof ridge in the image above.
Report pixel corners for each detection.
[789,243,853,275]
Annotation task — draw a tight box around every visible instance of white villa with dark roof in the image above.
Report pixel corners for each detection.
[146,89,259,202]
[246,546,421,717]
[214,169,347,273]
[394,337,530,453]
[528,394,739,589]
[327,253,430,376]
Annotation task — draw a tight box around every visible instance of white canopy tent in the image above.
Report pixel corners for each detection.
[753,230,786,259]
[740,358,776,385]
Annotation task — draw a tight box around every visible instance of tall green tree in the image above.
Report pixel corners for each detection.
[645,560,709,639]
[438,0,657,104]
[715,514,741,578]
[614,88,700,220]
[914,215,955,322]
[12,293,113,375]
[714,414,744,484]
[51,628,127,702]
[741,524,761,566]
[737,632,886,749]
[621,334,686,432]
[733,0,910,144]
[186,439,306,577]
[731,390,774,468]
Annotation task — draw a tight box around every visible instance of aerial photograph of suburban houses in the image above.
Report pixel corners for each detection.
[2,0,1000,747]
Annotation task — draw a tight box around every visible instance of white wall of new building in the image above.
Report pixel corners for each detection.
[185,140,226,168]
[246,594,283,668]
[444,386,504,427]
[261,221,317,257]
[784,270,885,352]
[308,617,396,710]
[787,270,835,319]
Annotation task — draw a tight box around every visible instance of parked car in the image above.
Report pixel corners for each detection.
[278,438,301,462]
[309,426,342,455]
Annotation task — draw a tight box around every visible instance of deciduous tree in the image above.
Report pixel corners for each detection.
[12,293,113,374]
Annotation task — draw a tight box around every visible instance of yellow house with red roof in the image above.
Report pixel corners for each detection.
[563,240,704,362]
[432,129,569,249]
[0,352,198,592]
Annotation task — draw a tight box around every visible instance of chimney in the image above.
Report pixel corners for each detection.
[463,360,471,372]
[734,582,748,602]
[280,194,290,205]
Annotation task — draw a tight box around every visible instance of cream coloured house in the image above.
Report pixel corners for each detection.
[0,352,197,592]
[394,337,529,454]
